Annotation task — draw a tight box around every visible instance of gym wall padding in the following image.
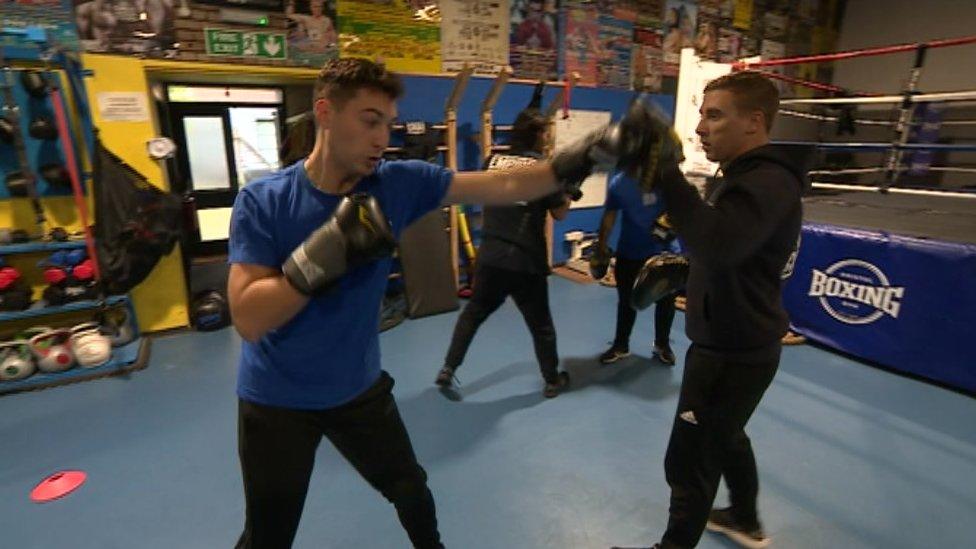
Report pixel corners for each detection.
[398,209,459,318]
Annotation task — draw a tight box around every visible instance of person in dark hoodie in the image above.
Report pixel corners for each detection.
[435,106,573,398]
[619,71,809,549]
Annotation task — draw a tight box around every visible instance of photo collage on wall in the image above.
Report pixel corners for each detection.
[47,0,842,96]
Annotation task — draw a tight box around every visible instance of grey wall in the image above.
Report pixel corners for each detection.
[829,0,976,189]
[833,0,976,94]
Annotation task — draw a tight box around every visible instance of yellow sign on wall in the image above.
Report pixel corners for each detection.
[337,0,442,74]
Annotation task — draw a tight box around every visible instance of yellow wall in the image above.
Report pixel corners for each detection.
[83,54,189,332]
[78,55,320,332]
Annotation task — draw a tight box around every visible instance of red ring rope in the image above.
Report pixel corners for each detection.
[733,35,976,69]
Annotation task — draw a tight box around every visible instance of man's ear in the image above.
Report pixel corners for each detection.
[746,109,765,135]
[313,97,334,129]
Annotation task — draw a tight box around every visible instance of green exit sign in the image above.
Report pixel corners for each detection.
[204,29,286,59]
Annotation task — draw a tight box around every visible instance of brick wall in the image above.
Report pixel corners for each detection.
[173,3,291,66]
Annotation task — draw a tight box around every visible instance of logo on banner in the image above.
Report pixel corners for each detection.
[808,259,905,325]
[781,234,801,280]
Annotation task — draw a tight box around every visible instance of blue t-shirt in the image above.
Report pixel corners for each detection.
[604,173,672,260]
[228,159,453,409]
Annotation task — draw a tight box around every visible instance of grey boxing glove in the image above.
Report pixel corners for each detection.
[282,194,396,295]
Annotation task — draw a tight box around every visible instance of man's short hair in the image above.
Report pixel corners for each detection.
[313,58,404,108]
[704,71,779,131]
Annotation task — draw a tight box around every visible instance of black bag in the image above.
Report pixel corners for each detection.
[93,138,184,295]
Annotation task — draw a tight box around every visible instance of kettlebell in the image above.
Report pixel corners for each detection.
[0,115,16,144]
[40,163,70,188]
[20,70,49,98]
[5,171,30,197]
[28,116,58,140]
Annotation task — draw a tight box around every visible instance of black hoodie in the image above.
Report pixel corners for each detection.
[657,143,812,351]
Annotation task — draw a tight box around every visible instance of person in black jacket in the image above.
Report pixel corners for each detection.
[435,108,573,398]
[627,72,809,549]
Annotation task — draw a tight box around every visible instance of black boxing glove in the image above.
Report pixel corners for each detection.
[282,194,396,295]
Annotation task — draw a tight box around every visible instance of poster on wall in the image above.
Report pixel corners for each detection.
[564,2,599,85]
[337,0,441,74]
[286,0,339,67]
[732,0,752,30]
[1,0,79,52]
[440,0,509,74]
[762,12,788,41]
[509,0,559,81]
[628,0,664,28]
[760,39,792,95]
[698,0,732,19]
[596,14,633,89]
[716,27,741,62]
[694,13,719,60]
[662,0,696,69]
[73,0,176,55]
[632,27,663,93]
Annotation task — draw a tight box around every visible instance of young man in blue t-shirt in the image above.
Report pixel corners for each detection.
[595,172,679,366]
[227,58,648,548]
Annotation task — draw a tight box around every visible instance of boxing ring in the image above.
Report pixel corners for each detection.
[675,38,976,393]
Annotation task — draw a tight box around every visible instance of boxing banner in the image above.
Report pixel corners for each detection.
[440,0,509,74]
[784,223,976,393]
[337,0,441,74]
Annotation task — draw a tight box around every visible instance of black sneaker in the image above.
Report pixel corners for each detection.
[653,344,676,366]
[543,371,570,398]
[434,366,457,388]
[706,507,770,548]
[599,346,630,364]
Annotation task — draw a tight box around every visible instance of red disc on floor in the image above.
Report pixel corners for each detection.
[30,470,87,503]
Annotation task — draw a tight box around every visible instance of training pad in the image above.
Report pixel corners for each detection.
[398,209,459,318]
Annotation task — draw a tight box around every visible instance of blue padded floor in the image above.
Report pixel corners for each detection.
[1,276,974,548]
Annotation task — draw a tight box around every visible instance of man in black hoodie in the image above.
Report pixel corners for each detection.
[630,72,809,549]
